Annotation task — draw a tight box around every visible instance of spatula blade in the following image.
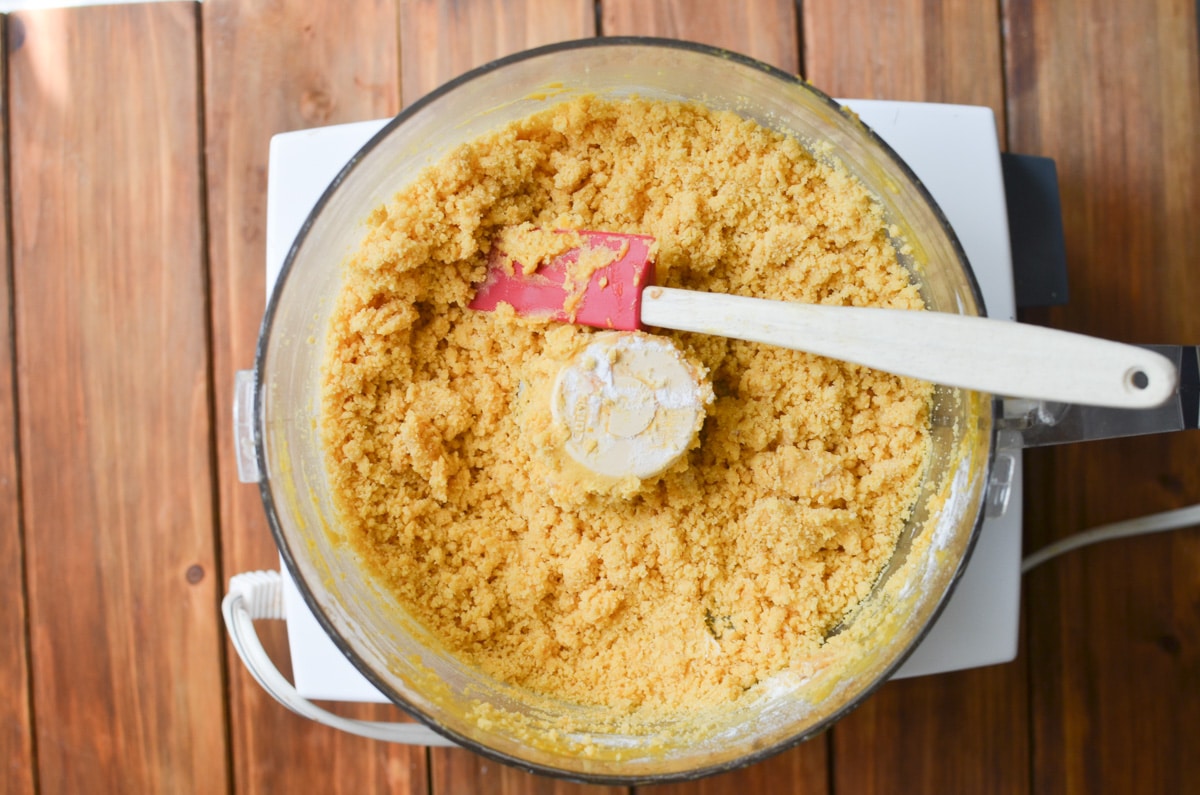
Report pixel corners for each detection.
[468,230,654,330]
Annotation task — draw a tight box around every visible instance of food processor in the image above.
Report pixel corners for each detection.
[223,38,1198,783]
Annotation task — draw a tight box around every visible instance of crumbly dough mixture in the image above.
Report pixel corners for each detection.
[322,96,931,713]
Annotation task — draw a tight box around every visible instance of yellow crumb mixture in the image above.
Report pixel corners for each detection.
[322,96,931,713]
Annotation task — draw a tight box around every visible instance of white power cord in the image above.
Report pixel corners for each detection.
[1021,503,1200,574]
[221,570,456,746]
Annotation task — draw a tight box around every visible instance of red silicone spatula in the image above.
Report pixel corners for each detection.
[470,231,656,330]
[469,230,1176,409]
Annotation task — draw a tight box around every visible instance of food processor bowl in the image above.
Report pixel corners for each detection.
[253,38,994,783]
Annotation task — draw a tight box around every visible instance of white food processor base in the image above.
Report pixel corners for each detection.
[261,99,1023,704]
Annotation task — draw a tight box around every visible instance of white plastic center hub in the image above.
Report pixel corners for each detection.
[551,332,709,481]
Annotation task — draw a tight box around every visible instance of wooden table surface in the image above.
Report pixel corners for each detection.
[2,1,1197,793]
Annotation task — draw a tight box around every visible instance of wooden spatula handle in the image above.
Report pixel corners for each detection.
[639,287,1177,409]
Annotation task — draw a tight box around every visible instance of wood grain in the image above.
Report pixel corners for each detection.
[399,0,595,103]
[8,5,225,793]
[0,14,35,795]
[201,1,429,793]
[832,666,1030,795]
[1007,0,1200,792]
[802,2,1029,793]
[431,747,626,795]
[803,0,1006,141]
[601,0,799,74]
[638,740,828,795]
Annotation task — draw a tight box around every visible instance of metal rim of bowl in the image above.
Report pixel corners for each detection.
[252,35,993,785]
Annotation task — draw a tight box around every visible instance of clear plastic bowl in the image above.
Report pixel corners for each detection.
[253,37,994,784]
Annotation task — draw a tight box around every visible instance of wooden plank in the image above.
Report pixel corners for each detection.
[1006,0,1200,792]
[0,13,35,795]
[432,747,625,795]
[200,1,430,793]
[600,4,825,793]
[601,0,799,74]
[638,742,827,795]
[7,5,226,793]
[802,0,1005,135]
[800,2,1029,794]
[399,0,596,102]
[830,666,1030,794]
